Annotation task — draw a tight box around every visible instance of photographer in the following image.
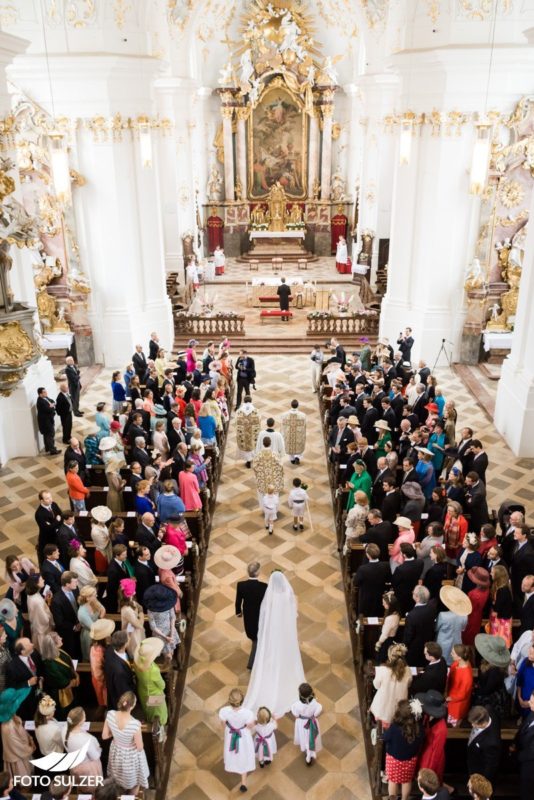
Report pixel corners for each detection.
[397,327,414,364]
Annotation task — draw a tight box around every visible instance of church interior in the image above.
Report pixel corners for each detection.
[0,1,534,799]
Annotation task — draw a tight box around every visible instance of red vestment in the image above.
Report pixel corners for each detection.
[331,213,348,254]
[207,215,224,253]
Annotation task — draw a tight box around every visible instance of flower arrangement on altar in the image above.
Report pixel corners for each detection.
[331,291,353,313]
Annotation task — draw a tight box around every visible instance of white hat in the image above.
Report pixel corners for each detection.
[415,446,434,457]
[394,516,413,529]
[91,505,112,523]
[99,436,115,452]
[374,420,390,431]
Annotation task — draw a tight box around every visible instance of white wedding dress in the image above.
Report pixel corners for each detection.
[244,571,305,717]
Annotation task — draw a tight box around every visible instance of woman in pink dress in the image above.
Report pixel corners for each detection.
[179,463,202,511]
[186,339,198,374]
[389,517,416,572]
[154,545,183,613]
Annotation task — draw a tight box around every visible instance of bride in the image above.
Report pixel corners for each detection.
[244,570,305,717]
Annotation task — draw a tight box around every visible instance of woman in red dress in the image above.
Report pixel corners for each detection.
[446,644,473,726]
[462,566,490,645]
[415,690,447,781]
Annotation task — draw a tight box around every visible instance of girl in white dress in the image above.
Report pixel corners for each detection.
[261,485,279,535]
[254,706,277,767]
[103,691,149,793]
[291,682,323,765]
[288,478,308,531]
[219,689,255,793]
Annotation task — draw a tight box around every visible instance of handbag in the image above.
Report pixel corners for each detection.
[58,686,73,708]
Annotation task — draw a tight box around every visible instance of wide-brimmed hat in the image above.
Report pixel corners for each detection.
[90,618,115,641]
[154,404,167,417]
[394,516,413,529]
[347,415,359,425]
[440,585,472,616]
[415,690,447,719]
[134,636,164,670]
[401,481,424,500]
[38,695,57,717]
[0,598,17,622]
[468,566,491,589]
[0,687,31,723]
[154,545,181,571]
[375,420,390,431]
[99,436,116,452]
[91,505,112,523]
[143,584,178,613]
[425,403,439,413]
[105,457,126,473]
[475,634,511,668]
[416,446,434,457]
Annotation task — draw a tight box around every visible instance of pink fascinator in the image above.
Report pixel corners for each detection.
[120,578,137,598]
[69,538,82,550]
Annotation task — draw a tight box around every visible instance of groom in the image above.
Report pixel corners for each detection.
[235,561,267,669]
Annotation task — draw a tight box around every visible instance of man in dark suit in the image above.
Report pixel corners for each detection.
[417,360,431,385]
[465,472,489,534]
[390,385,405,427]
[457,427,474,472]
[417,769,450,800]
[411,385,428,424]
[50,571,81,658]
[133,546,156,609]
[171,443,189,482]
[410,642,448,695]
[134,513,162,559]
[41,544,66,593]
[132,344,148,379]
[397,328,414,363]
[353,544,391,617]
[401,457,420,487]
[391,543,424,615]
[235,350,256,409]
[5,637,44,720]
[168,417,187,452]
[34,491,62,559]
[511,527,534,614]
[371,457,394,508]
[381,480,401,523]
[516,693,534,799]
[63,437,87,483]
[36,387,60,455]
[64,356,83,416]
[132,437,151,470]
[466,706,501,783]
[104,631,136,711]
[403,587,437,666]
[235,562,268,669]
[328,417,355,463]
[55,380,73,444]
[359,510,395,561]
[128,413,148,448]
[360,398,379,444]
[106,544,132,613]
[469,440,489,484]
[501,509,525,566]
[56,512,78,568]
[357,439,377,479]
[520,575,534,633]
[276,277,291,321]
[148,332,160,361]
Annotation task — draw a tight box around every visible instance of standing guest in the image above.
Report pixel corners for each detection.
[5,636,43,719]
[51,571,81,658]
[370,643,412,728]
[219,688,256,792]
[415,448,436,499]
[416,690,448,783]
[65,461,90,512]
[35,491,62,558]
[144,585,179,662]
[520,575,534,634]
[411,643,448,695]
[111,371,126,413]
[291,682,323,766]
[479,524,498,558]
[436,586,471,666]
[154,545,183,613]
[360,509,395,561]
[135,513,162,559]
[123,363,135,393]
[443,501,468,561]
[0,630,11,695]
[397,328,414,364]
[310,345,324,392]
[65,356,83,416]
[119,579,146,659]
[517,645,534,718]
[465,471,489,534]
[156,480,186,522]
[106,544,134,613]
[446,644,473,726]
[0,686,35,778]
[391,544,423,613]
[77,586,105,661]
[344,489,369,549]
[469,440,489,483]
[68,540,97,590]
[133,638,168,726]
[276,276,291,321]
[34,695,63,755]
[63,706,103,782]
[103,691,149,794]
[401,481,426,532]
[417,768,451,800]
[0,600,24,655]
[235,563,268,671]
[382,698,424,800]
[416,522,445,575]
[134,480,156,516]
[511,525,534,614]
[26,576,53,651]
[488,564,513,647]
[403,586,436,667]
[105,459,126,514]
[91,506,113,573]
[40,633,79,719]
[104,631,136,711]
[36,387,60,456]
[63,439,87,485]
[89,619,115,708]
[353,544,391,617]
[4,556,34,611]
[133,546,157,609]
[463,567,491,645]
[516,688,534,800]
[132,344,147,380]
[423,547,448,600]
[55,381,73,445]
[457,534,484,594]
[346,461,372,508]
[179,462,202,511]
[95,402,111,441]
[389,517,416,571]
[375,592,401,664]
[466,704,502,783]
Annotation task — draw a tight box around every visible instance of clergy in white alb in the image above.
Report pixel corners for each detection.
[255,418,286,458]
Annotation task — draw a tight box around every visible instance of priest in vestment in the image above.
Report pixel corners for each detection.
[235,396,261,468]
[281,399,307,465]
[253,437,284,508]
[336,236,349,273]
[207,212,224,253]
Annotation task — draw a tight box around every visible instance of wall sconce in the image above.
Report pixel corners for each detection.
[49,133,71,205]
[469,123,492,195]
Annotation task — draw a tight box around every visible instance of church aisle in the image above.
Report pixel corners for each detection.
[168,354,371,799]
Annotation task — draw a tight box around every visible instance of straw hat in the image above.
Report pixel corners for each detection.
[401,482,424,500]
[475,634,511,669]
[99,436,116,452]
[90,618,116,641]
[347,415,359,425]
[143,584,178,613]
[38,695,57,717]
[468,566,490,589]
[415,690,447,720]
[91,505,112,523]
[0,687,31,723]
[154,545,182,571]
[440,585,472,616]
[0,598,17,622]
[133,637,164,671]
[394,516,413,530]
[374,420,390,431]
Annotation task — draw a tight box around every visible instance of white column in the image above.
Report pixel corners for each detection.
[222,106,235,202]
[308,112,320,194]
[235,107,247,196]
[320,110,333,200]
[494,189,534,456]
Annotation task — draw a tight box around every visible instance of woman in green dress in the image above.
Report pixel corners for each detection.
[0,599,24,655]
[346,459,372,510]
[133,637,168,726]
[374,420,392,459]
[40,633,79,720]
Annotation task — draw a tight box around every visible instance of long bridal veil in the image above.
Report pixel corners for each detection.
[244,571,305,716]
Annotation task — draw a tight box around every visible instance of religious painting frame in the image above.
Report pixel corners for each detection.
[248,77,308,200]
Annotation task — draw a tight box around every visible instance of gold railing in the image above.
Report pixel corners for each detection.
[174,313,245,337]
[306,312,379,337]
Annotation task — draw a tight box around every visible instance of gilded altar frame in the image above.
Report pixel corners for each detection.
[247,77,308,201]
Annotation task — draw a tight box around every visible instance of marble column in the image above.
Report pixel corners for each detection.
[320,107,333,200]
[494,188,534,456]
[235,107,247,197]
[222,106,235,202]
[308,111,320,195]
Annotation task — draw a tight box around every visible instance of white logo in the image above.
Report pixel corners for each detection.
[30,740,90,772]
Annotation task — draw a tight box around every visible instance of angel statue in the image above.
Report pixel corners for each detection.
[206,166,223,202]
[249,76,262,106]
[240,49,254,89]
[279,11,305,61]
[320,56,338,86]
[464,258,485,292]
[218,61,235,87]
[305,64,316,86]
[330,169,346,202]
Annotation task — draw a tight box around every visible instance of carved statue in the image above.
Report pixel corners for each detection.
[289,203,303,224]
[240,49,254,89]
[501,264,521,322]
[207,166,223,202]
[486,305,509,331]
[330,168,346,202]
[464,258,485,292]
[235,178,244,202]
[218,61,234,87]
[267,181,287,232]
[36,287,70,332]
[279,11,305,61]
[38,193,62,236]
[312,179,320,200]
[318,56,338,86]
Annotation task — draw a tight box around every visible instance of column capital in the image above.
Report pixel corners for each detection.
[221,106,234,121]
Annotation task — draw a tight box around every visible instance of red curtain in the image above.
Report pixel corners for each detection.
[207,215,224,253]
[331,213,348,254]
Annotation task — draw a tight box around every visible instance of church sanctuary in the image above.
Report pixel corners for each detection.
[1,1,534,799]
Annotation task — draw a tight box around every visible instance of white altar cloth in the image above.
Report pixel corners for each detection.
[249,230,305,240]
[250,275,310,286]
[41,332,74,350]
[482,331,514,352]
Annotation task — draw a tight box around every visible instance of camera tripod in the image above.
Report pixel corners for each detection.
[432,338,453,372]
